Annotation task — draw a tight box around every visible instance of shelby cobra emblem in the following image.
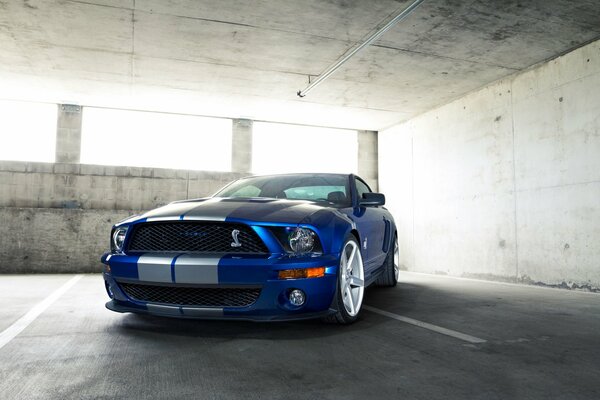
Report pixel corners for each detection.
[101,173,399,324]
[230,229,242,248]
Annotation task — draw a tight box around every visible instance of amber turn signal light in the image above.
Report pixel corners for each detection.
[278,267,325,280]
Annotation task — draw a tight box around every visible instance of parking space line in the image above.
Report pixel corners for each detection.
[363,305,487,344]
[0,275,83,351]
[405,271,600,295]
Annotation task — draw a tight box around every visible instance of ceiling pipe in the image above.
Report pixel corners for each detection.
[297,0,426,98]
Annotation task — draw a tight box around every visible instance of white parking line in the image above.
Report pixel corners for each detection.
[405,271,600,296]
[0,275,83,351]
[363,305,487,344]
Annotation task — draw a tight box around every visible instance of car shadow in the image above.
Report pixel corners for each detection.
[110,281,425,341]
[364,281,424,312]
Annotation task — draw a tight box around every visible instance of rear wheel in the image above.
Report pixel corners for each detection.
[323,236,365,324]
[376,234,399,287]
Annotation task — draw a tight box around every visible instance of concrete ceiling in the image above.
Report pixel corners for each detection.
[1,0,599,130]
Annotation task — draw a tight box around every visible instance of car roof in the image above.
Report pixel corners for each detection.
[240,172,352,179]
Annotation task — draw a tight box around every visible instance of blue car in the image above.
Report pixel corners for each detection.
[101,173,398,324]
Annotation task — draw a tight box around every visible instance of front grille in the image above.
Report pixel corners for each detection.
[127,222,268,253]
[119,282,261,307]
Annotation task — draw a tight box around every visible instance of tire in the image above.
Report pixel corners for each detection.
[376,234,399,287]
[323,236,365,324]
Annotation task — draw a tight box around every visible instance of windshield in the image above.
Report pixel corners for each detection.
[215,174,351,206]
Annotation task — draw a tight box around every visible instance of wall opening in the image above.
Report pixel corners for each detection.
[0,100,57,163]
[252,122,358,174]
[81,108,232,171]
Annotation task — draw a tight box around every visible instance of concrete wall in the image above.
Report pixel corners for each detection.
[0,107,371,273]
[55,104,82,164]
[379,40,600,290]
[231,119,253,173]
[0,161,244,273]
[357,130,379,191]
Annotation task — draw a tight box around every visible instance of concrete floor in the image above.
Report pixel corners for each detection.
[1,273,599,400]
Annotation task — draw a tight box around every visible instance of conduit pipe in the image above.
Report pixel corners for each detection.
[297,0,426,98]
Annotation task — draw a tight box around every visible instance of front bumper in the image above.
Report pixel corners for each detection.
[102,252,339,321]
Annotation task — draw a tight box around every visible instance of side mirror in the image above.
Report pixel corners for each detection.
[359,192,385,206]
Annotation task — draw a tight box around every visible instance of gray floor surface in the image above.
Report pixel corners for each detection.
[1,272,599,400]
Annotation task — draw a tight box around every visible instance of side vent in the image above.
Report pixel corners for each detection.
[382,219,391,253]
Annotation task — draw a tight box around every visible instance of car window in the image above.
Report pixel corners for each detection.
[284,186,346,201]
[229,185,260,197]
[215,174,351,206]
[355,178,371,200]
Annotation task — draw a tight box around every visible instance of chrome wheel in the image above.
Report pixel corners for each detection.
[339,239,365,317]
[394,238,400,282]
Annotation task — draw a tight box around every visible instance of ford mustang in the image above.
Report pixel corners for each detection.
[101,173,398,324]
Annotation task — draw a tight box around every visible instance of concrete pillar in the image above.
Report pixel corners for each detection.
[357,130,379,191]
[231,119,253,173]
[55,104,82,163]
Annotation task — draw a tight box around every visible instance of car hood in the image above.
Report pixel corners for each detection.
[122,197,331,226]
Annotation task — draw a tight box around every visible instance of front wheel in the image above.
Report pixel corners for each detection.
[376,234,399,287]
[323,236,365,324]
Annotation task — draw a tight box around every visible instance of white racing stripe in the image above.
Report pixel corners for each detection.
[145,216,182,222]
[0,275,83,350]
[137,254,174,283]
[182,216,226,221]
[146,303,181,316]
[174,255,220,284]
[363,305,487,344]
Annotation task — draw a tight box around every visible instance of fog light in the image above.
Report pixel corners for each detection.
[289,289,306,306]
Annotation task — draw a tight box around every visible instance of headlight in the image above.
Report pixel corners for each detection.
[111,226,128,253]
[288,228,316,253]
[269,226,323,254]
